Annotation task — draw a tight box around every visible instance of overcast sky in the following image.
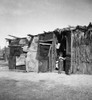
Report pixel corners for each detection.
[0,0,92,48]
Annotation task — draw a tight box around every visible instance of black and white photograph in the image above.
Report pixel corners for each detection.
[0,0,92,100]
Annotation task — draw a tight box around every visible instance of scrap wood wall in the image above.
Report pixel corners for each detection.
[9,46,22,69]
[71,23,92,74]
[8,33,57,72]
[48,33,57,72]
[38,32,57,72]
[8,38,28,70]
[7,22,92,74]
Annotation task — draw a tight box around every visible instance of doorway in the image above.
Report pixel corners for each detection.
[55,31,71,74]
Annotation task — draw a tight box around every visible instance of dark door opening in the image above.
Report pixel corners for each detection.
[55,31,71,74]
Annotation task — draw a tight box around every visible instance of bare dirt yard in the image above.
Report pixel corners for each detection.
[0,60,92,100]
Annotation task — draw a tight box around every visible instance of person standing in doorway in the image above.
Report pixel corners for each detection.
[58,52,66,74]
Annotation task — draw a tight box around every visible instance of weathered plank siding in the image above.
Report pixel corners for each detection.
[8,37,28,70]
[38,32,57,72]
[71,25,92,74]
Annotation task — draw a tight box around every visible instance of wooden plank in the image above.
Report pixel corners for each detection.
[39,43,51,45]
[8,35,21,39]
[47,33,57,72]
[39,39,53,42]
[71,30,73,73]
[48,45,52,72]
[51,34,57,71]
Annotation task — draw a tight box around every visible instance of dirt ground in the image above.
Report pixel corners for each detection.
[0,60,92,100]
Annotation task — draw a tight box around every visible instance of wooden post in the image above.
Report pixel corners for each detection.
[71,30,73,73]
[48,45,52,72]
[51,34,57,72]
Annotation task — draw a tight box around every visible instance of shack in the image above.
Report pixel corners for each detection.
[25,32,57,72]
[6,35,28,70]
[26,30,71,74]
[55,22,92,75]
[5,29,74,74]
[6,22,92,74]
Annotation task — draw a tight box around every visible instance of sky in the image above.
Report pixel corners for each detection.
[0,0,92,48]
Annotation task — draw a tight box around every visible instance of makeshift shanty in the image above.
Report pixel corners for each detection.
[25,32,57,72]
[6,22,92,74]
[26,30,71,73]
[6,30,71,74]
[55,22,92,74]
[6,35,28,70]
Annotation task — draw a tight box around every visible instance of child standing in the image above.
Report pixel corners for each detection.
[58,53,66,74]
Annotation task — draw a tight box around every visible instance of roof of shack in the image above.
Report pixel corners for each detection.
[6,22,92,46]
